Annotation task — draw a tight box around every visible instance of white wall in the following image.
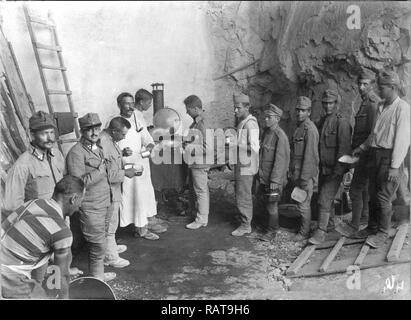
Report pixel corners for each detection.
[1,1,215,140]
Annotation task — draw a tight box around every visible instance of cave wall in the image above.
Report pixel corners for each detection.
[204,1,411,137]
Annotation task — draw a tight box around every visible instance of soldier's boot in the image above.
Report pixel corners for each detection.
[366,204,391,249]
[350,191,363,230]
[309,209,329,245]
[293,209,311,242]
[267,202,280,231]
[327,208,336,232]
[353,204,381,239]
[308,228,327,245]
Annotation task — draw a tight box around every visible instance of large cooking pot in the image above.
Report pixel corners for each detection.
[69,276,116,300]
[152,107,182,137]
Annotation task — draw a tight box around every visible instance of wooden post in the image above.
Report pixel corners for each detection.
[354,243,370,266]
[387,224,409,262]
[319,237,346,272]
[287,245,316,275]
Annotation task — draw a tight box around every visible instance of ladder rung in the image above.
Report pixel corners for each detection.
[35,42,62,51]
[48,89,72,95]
[41,64,67,71]
[30,16,54,27]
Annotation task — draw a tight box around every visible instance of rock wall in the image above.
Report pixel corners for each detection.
[204,1,411,136]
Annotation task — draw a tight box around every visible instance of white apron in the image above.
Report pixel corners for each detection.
[113,112,157,228]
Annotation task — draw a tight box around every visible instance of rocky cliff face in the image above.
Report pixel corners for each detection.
[204,1,411,135]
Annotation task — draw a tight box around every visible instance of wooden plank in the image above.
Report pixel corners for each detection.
[2,72,28,133]
[387,224,409,262]
[58,138,78,144]
[319,237,346,272]
[354,243,370,266]
[8,41,35,114]
[286,245,316,275]
[0,29,33,129]
[287,259,410,278]
[315,238,364,250]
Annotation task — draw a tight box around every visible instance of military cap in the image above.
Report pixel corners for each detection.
[359,68,376,81]
[296,96,312,109]
[29,111,57,131]
[322,89,339,103]
[264,103,283,118]
[78,113,102,129]
[378,70,401,87]
[233,92,250,104]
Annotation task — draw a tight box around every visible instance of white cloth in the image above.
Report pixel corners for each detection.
[105,112,157,228]
[237,114,260,175]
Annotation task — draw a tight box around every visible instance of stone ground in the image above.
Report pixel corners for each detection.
[71,170,411,300]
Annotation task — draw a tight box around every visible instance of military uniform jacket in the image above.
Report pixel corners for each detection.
[317,112,352,176]
[66,137,111,210]
[352,90,380,149]
[3,144,65,211]
[290,118,319,182]
[186,113,213,169]
[99,130,125,203]
[258,125,290,187]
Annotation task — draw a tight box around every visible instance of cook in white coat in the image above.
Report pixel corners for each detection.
[107,92,167,241]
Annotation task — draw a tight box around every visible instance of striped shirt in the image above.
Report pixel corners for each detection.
[1,199,72,276]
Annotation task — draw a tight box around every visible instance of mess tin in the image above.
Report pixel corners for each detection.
[291,187,307,203]
[141,150,151,158]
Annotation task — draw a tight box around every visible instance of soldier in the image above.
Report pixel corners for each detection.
[289,96,319,241]
[257,104,290,241]
[108,92,166,240]
[3,111,65,212]
[66,113,116,282]
[1,176,84,299]
[337,69,381,237]
[183,95,213,230]
[231,92,260,237]
[352,70,410,248]
[309,89,352,245]
[100,117,142,268]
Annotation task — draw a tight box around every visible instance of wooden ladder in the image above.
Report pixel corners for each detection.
[23,4,80,150]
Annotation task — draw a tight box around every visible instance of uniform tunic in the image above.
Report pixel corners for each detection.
[316,111,351,230]
[290,118,319,234]
[66,138,111,211]
[317,112,352,177]
[258,125,290,188]
[290,118,319,183]
[3,144,65,212]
